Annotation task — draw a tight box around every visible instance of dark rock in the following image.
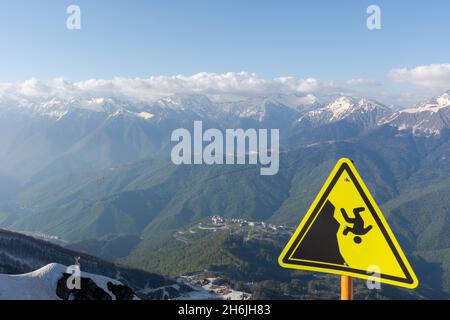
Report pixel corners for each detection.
[107,281,135,300]
[150,288,165,300]
[56,273,112,300]
[56,275,72,300]
[165,286,180,299]
[178,283,193,294]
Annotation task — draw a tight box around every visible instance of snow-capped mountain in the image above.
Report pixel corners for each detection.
[0,91,449,183]
[236,93,322,112]
[0,93,311,123]
[2,92,448,132]
[383,91,450,135]
[220,96,300,126]
[154,93,216,114]
[297,96,392,129]
[0,96,163,123]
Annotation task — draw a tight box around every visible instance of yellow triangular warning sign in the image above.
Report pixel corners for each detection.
[278,158,418,289]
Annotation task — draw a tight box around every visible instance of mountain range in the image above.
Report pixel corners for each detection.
[1,91,448,182]
[0,90,449,299]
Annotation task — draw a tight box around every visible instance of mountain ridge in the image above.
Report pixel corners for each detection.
[0,91,449,299]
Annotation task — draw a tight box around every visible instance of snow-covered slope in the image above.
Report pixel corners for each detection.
[298,96,392,128]
[383,91,450,135]
[221,97,296,123]
[0,263,134,300]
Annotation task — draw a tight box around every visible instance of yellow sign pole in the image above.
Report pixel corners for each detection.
[340,275,353,300]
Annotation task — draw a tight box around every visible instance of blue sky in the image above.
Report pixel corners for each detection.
[0,0,449,104]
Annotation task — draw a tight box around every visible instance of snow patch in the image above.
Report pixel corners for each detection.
[137,111,156,120]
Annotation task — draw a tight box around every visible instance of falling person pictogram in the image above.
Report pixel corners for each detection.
[340,207,373,244]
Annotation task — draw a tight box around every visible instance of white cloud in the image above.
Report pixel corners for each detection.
[0,72,338,103]
[389,64,450,87]
[345,78,381,86]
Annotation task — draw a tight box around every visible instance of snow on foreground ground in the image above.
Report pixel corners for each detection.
[0,262,250,300]
[0,263,136,300]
